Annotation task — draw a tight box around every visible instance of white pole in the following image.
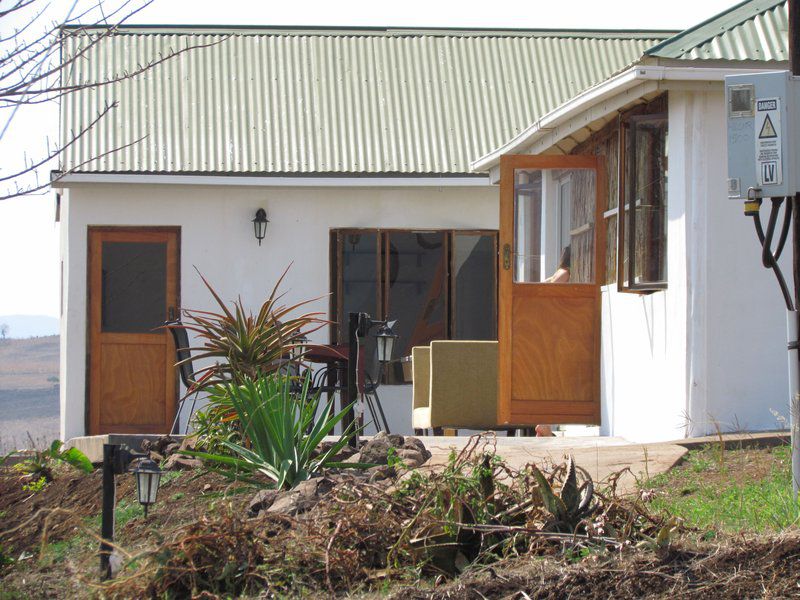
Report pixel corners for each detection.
[786,310,800,500]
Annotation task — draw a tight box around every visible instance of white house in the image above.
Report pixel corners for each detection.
[54,0,793,443]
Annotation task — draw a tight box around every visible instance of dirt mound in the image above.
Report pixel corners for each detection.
[392,534,800,599]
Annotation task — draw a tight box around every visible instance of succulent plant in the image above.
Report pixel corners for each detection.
[532,455,595,532]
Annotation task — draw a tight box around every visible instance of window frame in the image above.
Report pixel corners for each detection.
[330,228,498,347]
[617,100,669,294]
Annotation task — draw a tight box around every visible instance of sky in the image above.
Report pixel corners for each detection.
[0,0,739,318]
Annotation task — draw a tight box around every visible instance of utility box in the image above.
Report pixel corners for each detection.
[726,71,800,199]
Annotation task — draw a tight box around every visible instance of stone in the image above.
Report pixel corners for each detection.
[179,435,198,452]
[267,492,300,516]
[402,436,430,460]
[149,451,164,464]
[367,465,395,483]
[163,443,181,456]
[162,453,202,471]
[386,434,405,447]
[395,448,426,468]
[343,452,363,464]
[359,437,393,465]
[248,489,280,516]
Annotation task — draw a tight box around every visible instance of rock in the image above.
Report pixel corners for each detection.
[395,448,426,468]
[267,492,300,516]
[367,465,395,483]
[359,437,393,465]
[179,435,198,452]
[402,436,430,460]
[386,434,405,447]
[163,443,181,456]
[343,452,363,464]
[162,453,202,471]
[248,489,280,516]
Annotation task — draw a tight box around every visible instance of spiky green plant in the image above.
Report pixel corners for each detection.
[170,266,326,395]
[184,372,369,490]
[532,455,594,533]
[13,440,93,483]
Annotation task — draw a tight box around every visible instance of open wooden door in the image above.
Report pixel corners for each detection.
[88,227,179,434]
[498,155,605,426]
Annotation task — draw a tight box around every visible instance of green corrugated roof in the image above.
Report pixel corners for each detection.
[646,0,788,61]
[60,27,672,175]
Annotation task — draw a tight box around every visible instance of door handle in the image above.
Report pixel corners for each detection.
[502,244,511,270]
[168,306,176,321]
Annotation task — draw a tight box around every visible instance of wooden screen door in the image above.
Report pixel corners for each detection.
[498,155,605,426]
[88,228,179,434]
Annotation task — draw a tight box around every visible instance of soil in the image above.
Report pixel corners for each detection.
[2,443,799,599]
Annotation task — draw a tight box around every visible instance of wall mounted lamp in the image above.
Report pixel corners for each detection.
[252,208,269,245]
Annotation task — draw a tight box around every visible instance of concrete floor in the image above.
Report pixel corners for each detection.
[417,435,688,494]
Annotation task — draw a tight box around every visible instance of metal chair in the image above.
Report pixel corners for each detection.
[165,320,200,435]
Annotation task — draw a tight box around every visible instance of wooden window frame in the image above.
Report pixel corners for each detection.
[330,228,498,346]
[617,99,669,294]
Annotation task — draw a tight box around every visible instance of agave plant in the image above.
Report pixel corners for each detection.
[532,455,595,533]
[170,266,327,394]
[184,372,369,490]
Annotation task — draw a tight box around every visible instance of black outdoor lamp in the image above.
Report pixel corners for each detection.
[100,444,162,579]
[252,208,269,245]
[290,334,310,360]
[131,457,162,517]
[374,320,398,364]
[346,313,399,447]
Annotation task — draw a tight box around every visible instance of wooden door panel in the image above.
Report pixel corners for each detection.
[88,227,179,435]
[99,343,168,427]
[498,155,605,427]
[510,294,596,403]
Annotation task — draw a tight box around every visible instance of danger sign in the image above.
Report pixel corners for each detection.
[755,97,782,186]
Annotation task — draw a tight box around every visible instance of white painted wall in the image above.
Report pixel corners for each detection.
[59,182,498,440]
[600,88,791,442]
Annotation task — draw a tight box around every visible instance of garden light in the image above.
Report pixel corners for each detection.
[375,320,398,363]
[252,208,269,245]
[131,457,162,517]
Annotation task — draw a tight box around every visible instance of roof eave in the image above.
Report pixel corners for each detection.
[470,63,784,173]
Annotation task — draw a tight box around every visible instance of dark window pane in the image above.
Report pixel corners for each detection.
[453,233,496,340]
[101,241,167,333]
[624,114,668,287]
[387,231,447,357]
[339,232,379,375]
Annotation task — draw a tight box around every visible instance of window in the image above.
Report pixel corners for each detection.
[619,104,668,291]
[330,229,497,381]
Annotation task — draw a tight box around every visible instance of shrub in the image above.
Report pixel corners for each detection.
[185,372,367,490]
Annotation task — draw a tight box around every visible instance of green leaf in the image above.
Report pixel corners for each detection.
[58,447,93,473]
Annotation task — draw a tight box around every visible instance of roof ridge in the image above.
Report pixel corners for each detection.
[60,23,677,39]
[645,0,786,57]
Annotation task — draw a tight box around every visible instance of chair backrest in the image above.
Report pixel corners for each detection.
[165,320,195,389]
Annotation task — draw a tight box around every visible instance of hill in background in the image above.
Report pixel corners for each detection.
[0,335,59,453]
[0,314,59,339]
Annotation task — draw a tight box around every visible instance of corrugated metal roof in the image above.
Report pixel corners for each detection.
[60,28,669,175]
[646,0,788,61]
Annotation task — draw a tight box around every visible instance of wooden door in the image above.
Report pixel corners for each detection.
[88,228,179,434]
[498,155,605,426]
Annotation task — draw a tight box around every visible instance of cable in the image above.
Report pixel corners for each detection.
[752,197,795,311]
[775,198,793,260]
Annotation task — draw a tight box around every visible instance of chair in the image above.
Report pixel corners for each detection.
[412,341,534,436]
[165,320,201,435]
[412,340,499,435]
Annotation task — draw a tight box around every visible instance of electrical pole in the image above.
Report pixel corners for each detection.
[790,0,800,499]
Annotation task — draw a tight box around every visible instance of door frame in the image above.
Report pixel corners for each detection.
[498,154,606,425]
[85,226,181,435]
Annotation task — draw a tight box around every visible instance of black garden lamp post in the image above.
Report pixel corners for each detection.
[100,444,162,580]
[252,208,269,245]
[346,313,398,447]
[131,457,162,517]
[374,320,398,364]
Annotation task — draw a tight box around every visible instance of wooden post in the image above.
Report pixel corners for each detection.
[346,312,360,448]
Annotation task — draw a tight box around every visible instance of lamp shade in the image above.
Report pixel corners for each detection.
[375,320,398,363]
[252,208,269,245]
[132,458,162,515]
